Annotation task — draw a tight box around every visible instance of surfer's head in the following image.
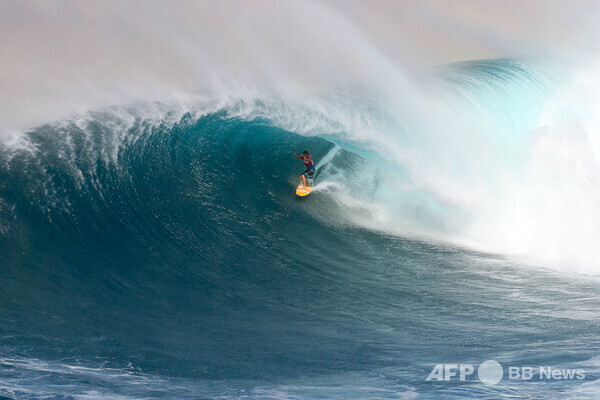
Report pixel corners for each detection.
[302,150,309,155]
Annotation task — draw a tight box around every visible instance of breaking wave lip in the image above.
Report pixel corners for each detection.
[213,59,600,275]
[2,57,599,275]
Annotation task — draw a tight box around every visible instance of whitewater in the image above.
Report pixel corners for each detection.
[1,1,600,399]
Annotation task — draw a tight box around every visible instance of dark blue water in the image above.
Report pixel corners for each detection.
[1,64,600,399]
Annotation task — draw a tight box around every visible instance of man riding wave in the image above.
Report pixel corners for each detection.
[294,150,315,189]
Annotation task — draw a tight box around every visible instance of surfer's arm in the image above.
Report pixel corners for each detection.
[293,152,302,159]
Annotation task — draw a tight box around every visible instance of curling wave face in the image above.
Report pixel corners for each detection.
[1,58,600,399]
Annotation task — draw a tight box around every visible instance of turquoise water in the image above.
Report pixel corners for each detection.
[1,60,599,399]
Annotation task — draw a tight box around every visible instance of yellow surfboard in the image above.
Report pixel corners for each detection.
[295,184,313,197]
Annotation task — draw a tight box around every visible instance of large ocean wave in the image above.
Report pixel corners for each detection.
[1,57,600,398]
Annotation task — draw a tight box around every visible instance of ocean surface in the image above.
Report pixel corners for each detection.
[1,59,600,399]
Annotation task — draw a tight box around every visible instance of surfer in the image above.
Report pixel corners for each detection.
[294,150,315,188]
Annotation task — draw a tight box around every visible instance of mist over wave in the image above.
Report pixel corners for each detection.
[1,0,599,131]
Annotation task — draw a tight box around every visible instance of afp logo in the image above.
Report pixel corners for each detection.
[426,360,504,385]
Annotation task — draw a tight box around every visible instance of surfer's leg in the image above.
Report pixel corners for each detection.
[300,174,307,188]
[306,169,314,186]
